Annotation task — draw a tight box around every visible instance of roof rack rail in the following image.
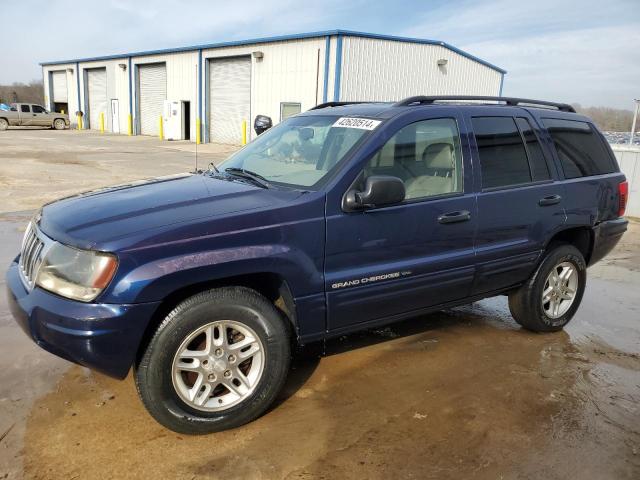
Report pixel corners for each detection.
[393,96,576,113]
[310,101,370,110]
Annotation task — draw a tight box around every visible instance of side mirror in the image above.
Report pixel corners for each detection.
[343,175,405,211]
[254,115,272,135]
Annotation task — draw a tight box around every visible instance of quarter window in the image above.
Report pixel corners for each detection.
[542,118,616,178]
[515,117,550,181]
[472,116,531,189]
[365,118,463,200]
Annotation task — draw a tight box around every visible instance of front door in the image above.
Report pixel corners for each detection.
[325,112,477,332]
[465,111,566,294]
[111,99,120,133]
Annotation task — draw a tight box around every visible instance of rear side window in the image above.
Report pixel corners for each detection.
[515,117,550,181]
[472,117,531,189]
[20,105,30,113]
[542,118,616,178]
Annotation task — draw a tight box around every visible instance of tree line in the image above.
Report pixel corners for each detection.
[0,80,44,105]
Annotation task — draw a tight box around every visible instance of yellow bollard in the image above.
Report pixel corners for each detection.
[77,114,83,130]
[242,120,247,145]
[196,118,201,144]
[61,109,65,115]
[99,112,105,134]
[158,115,164,140]
[127,114,133,136]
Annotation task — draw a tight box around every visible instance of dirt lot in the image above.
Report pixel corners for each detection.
[0,129,639,479]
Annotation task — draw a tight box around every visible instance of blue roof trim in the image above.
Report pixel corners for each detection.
[39,29,506,74]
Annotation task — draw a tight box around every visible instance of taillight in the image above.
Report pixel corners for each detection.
[618,181,628,217]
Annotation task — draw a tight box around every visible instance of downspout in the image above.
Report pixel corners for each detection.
[498,73,505,97]
[75,62,82,129]
[128,57,133,135]
[197,49,202,144]
[322,36,331,103]
[333,34,343,102]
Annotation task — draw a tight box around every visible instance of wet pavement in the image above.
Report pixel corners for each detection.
[0,211,638,479]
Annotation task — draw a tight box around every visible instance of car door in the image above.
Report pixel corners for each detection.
[465,109,566,295]
[324,109,477,332]
[19,104,34,126]
[31,105,50,126]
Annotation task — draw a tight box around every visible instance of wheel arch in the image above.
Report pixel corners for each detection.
[544,226,594,263]
[134,271,298,366]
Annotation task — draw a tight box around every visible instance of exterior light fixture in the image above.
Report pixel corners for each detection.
[67,68,74,73]
[118,63,127,71]
[437,59,448,66]
[252,51,264,61]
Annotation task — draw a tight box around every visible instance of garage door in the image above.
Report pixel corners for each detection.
[209,57,251,145]
[138,63,166,136]
[51,71,67,103]
[86,68,107,130]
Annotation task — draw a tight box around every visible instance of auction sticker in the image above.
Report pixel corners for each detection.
[333,117,382,130]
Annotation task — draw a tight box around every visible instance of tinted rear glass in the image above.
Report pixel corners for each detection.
[20,105,30,112]
[542,118,616,178]
[515,117,550,182]
[472,117,531,189]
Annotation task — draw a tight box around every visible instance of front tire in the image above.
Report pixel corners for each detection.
[509,244,586,332]
[135,287,291,434]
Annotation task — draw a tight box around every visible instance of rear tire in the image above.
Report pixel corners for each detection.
[509,244,586,332]
[53,118,66,130]
[0,118,8,131]
[135,287,291,434]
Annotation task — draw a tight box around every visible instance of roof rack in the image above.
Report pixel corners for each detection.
[310,101,370,110]
[393,96,576,113]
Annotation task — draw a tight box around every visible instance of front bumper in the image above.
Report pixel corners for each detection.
[5,261,160,379]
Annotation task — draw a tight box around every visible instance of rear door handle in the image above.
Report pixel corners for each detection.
[539,194,562,206]
[438,210,471,224]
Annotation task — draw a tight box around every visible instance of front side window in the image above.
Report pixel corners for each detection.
[32,105,46,113]
[20,105,30,113]
[472,116,531,189]
[364,118,463,200]
[542,118,616,178]
[219,115,372,188]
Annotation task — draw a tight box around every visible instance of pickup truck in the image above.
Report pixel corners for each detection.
[0,103,69,130]
[6,96,628,435]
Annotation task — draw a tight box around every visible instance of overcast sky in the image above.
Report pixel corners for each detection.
[1,0,638,109]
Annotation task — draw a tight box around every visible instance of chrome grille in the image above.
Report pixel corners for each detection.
[18,223,49,289]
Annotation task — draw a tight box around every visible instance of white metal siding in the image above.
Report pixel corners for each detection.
[51,71,68,103]
[339,37,502,101]
[86,68,107,130]
[208,57,251,145]
[138,63,167,136]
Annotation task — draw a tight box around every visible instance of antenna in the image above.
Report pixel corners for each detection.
[194,63,199,172]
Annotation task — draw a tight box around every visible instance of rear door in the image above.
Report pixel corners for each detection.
[465,109,566,294]
[324,109,477,332]
[18,104,33,126]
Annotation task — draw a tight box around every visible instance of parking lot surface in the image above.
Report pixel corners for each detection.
[0,130,638,479]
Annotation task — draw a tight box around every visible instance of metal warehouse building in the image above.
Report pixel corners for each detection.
[40,30,505,145]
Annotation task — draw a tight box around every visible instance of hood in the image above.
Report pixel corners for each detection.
[39,173,301,249]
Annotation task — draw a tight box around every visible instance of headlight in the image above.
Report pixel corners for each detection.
[36,243,118,302]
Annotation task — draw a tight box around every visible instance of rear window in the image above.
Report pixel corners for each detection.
[542,118,616,178]
[20,105,30,113]
[472,116,532,189]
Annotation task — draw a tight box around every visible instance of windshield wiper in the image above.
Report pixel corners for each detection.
[224,167,271,189]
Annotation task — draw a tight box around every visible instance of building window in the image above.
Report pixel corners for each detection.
[280,102,301,121]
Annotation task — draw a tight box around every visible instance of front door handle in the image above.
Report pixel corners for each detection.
[438,210,471,224]
[539,194,562,206]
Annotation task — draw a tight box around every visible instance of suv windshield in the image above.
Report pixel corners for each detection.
[219,115,374,188]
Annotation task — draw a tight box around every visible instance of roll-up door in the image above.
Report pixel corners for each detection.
[138,63,167,136]
[209,57,251,145]
[51,71,67,103]
[86,68,107,130]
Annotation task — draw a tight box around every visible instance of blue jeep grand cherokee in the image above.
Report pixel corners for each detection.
[6,96,629,434]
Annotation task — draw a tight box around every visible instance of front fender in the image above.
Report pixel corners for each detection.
[101,244,323,304]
